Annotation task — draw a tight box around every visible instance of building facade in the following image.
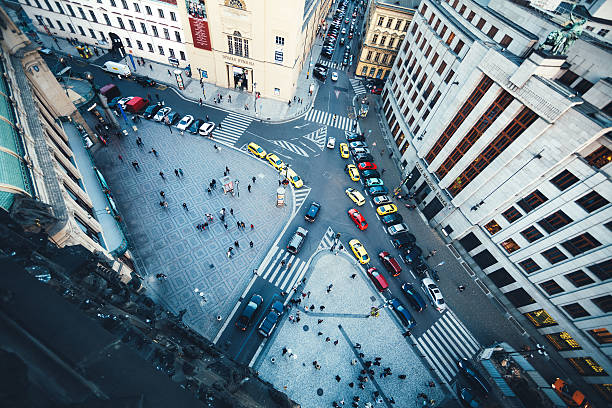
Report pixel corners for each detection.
[356,0,417,80]
[18,0,188,65]
[176,0,331,100]
[0,7,133,281]
[381,0,611,403]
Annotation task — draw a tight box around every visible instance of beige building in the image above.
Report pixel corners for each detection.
[178,0,331,101]
[356,0,418,80]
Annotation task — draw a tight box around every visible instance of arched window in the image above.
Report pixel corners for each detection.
[227,31,249,57]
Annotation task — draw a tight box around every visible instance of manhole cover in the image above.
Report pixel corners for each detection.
[303,324,309,331]
[317,388,324,396]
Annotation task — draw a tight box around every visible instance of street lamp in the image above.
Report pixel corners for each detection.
[253,82,257,113]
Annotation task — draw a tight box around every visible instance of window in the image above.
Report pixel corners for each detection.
[567,357,608,376]
[565,270,595,287]
[361,66,368,75]
[541,247,568,264]
[467,11,475,22]
[550,169,578,191]
[545,332,581,351]
[164,28,170,40]
[591,295,612,313]
[140,22,147,34]
[158,8,164,18]
[179,51,186,60]
[521,226,543,243]
[104,14,111,26]
[538,210,573,233]
[585,146,612,169]
[524,309,557,328]
[366,51,372,60]
[66,4,75,16]
[378,16,384,26]
[386,18,393,28]
[67,23,75,33]
[502,206,522,223]
[158,46,165,55]
[124,37,131,47]
[430,53,439,67]
[121,0,128,9]
[519,258,541,274]
[440,25,448,38]
[44,18,54,29]
[395,20,402,30]
[588,328,612,344]
[597,28,610,37]
[374,53,380,62]
[129,19,136,31]
[99,31,106,40]
[588,259,611,281]
[147,43,154,52]
[227,36,233,54]
[437,61,447,75]
[540,280,564,295]
[109,0,116,6]
[487,26,498,39]
[476,17,486,30]
[380,36,387,46]
[484,220,501,235]
[517,190,548,213]
[575,78,594,94]
[501,238,520,254]
[561,233,602,256]
[228,33,248,57]
[505,288,535,308]
[372,34,379,44]
[54,1,63,13]
[500,34,513,48]
[89,29,97,39]
[168,48,175,57]
[562,303,590,318]
[454,40,464,54]
[117,17,125,29]
[136,40,143,50]
[444,70,455,84]
[388,38,395,48]
[576,190,609,213]
[152,25,159,37]
[89,10,98,22]
[145,5,152,15]
[78,25,85,36]
[446,32,455,45]
[275,36,285,46]
[56,20,64,30]
[458,232,482,252]
[488,268,516,288]
[175,31,181,42]
[170,11,176,21]
[133,2,140,12]
[472,249,498,270]
[382,54,389,64]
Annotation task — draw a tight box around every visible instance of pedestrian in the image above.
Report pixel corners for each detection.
[206,115,209,121]
[224,222,228,229]
[250,224,254,230]
[327,284,333,293]
[348,382,354,388]
[160,191,165,198]
[333,339,338,345]
[225,166,230,174]
[398,374,407,379]
[381,168,386,175]
[150,148,158,157]
[325,337,331,342]
[403,330,411,337]
[428,380,435,387]
[319,305,325,311]
[252,176,256,183]
[335,375,341,382]
[199,98,202,106]
[318,331,323,336]
[150,64,153,70]
[458,285,466,292]
[282,347,288,355]
[228,95,231,103]
[159,171,165,179]
[167,69,171,76]
[247,184,251,192]
[207,187,212,194]
[351,359,357,365]
[118,154,123,161]
[230,208,234,216]
[310,304,315,311]
[354,343,361,349]
[182,202,188,210]
[307,291,311,298]
[318,319,323,324]
[179,168,184,177]
[350,273,356,279]
[249,241,253,248]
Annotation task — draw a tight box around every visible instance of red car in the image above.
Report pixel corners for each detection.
[367,267,389,291]
[378,251,402,277]
[357,162,377,171]
[348,209,368,230]
[371,87,383,95]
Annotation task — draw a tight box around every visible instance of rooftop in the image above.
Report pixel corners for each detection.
[377,0,420,11]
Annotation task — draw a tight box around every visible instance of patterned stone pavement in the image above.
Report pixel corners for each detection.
[93,119,292,340]
[255,252,444,408]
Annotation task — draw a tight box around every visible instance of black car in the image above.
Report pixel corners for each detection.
[304,201,321,222]
[143,103,163,119]
[401,283,427,312]
[389,298,416,328]
[391,233,416,249]
[457,359,491,397]
[457,387,482,408]
[133,75,156,87]
[236,294,263,331]
[353,153,374,162]
[381,213,403,225]
[258,300,284,337]
[314,70,327,81]
[403,245,422,258]
[346,132,365,142]
[321,51,333,59]
[360,169,380,179]
[188,118,205,134]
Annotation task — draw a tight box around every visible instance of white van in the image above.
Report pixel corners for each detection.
[102,61,131,77]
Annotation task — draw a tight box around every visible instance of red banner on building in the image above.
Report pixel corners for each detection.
[189,18,212,51]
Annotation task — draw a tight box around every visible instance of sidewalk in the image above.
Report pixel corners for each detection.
[34,31,324,123]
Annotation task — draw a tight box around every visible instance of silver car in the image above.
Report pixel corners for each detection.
[373,195,392,206]
[388,223,409,236]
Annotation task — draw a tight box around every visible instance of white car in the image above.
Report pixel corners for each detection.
[176,115,194,131]
[388,223,409,236]
[327,137,336,149]
[331,71,339,81]
[422,277,447,313]
[154,107,171,121]
[117,96,134,109]
[198,121,216,136]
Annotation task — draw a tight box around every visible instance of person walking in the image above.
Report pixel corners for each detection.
[234,240,239,248]
[160,191,165,198]
[252,176,256,183]
[150,148,158,157]
[118,154,123,162]
[247,184,252,193]
[182,203,188,211]
[179,168,184,177]
[458,285,466,292]
[230,208,234,216]
[250,223,254,230]
[174,169,179,177]
[249,241,254,248]
[132,161,139,169]
[225,166,230,174]
[350,273,356,279]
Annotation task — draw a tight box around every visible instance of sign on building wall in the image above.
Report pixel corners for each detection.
[275,51,283,63]
[189,18,212,51]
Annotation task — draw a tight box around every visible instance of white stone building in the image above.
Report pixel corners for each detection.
[381,0,611,402]
[18,0,188,65]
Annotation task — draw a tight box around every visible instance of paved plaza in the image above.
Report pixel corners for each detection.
[93,119,292,339]
[255,251,443,407]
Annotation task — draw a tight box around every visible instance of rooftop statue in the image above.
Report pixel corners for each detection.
[539,10,586,55]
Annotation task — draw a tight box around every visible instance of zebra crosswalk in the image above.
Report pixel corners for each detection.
[349,78,367,96]
[259,245,309,291]
[305,109,357,132]
[211,113,252,146]
[317,226,338,251]
[293,186,311,214]
[303,127,327,150]
[316,59,341,69]
[415,310,481,384]
[271,140,309,157]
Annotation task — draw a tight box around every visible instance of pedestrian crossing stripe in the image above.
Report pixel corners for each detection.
[317,226,336,251]
[303,127,327,151]
[270,140,309,157]
[415,310,480,384]
[305,109,356,132]
[211,113,253,146]
[293,186,311,215]
[259,245,309,291]
[349,78,367,96]
[316,59,340,69]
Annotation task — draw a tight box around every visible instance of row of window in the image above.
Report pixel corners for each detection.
[25,0,178,22]
[360,65,389,80]
[364,50,393,66]
[539,261,612,297]
[370,33,400,49]
[376,15,409,32]
[112,17,182,43]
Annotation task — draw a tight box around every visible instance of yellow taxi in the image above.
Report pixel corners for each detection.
[349,239,370,264]
[280,167,304,188]
[339,143,350,159]
[266,152,285,170]
[247,142,267,158]
[376,204,398,216]
[345,187,365,206]
[345,164,360,182]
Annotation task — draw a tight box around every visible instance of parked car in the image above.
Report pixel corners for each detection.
[381,213,403,225]
[366,178,384,188]
[457,359,491,397]
[346,132,365,142]
[388,223,409,236]
[351,147,371,157]
[389,298,416,327]
[360,169,380,179]
[143,103,162,119]
[368,186,389,197]
[349,239,370,264]
[153,106,171,121]
[133,75,156,87]
[401,283,427,312]
[348,208,368,231]
[236,294,263,331]
[166,111,181,125]
[176,114,194,131]
[305,201,321,222]
[354,153,374,162]
[258,300,284,337]
[266,153,285,170]
[188,118,205,134]
[379,251,402,276]
[198,121,216,136]
[357,161,377,170]
[247,142,266,158]
[366,267,388,291]
[287,227,308,254]
[422,277,447,312]
[314,69,327,81]
[125,97,149,113]
[372,195,391,206]
[457,387,482,408]
[392,234,416,249]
